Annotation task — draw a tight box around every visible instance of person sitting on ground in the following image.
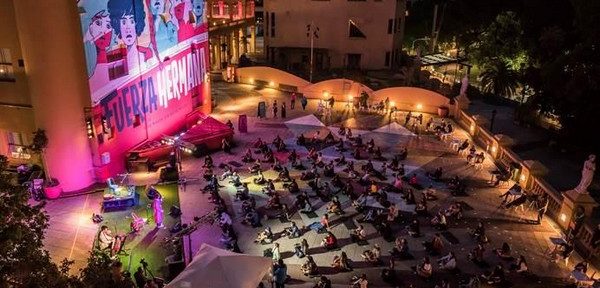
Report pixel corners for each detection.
[334,153,347,166]
[335,139,346,152]
[374,147,385,161]
[475,152,485,164]
[276,167,291,182]
[327,196,344,215]
[414,257,433,278]
[574,261,589,273]
[470,222,488,243]
[351,225,367,242]
[431,211,448,230]
[242,208,261,227]
[203,167,214,181]
[203,155,213,168]
[407,219,421,237]
[220,164,234,180]
[316,276,332,288]
[481,264,505,284]
[361,244,381,264]
[423,233,444,255]
[262,179,276,195]
[398,147,408,160]
[352,147,362,160]
[415,196,428,215]
[284,178,300,194]
[254,226,273,244]
[294,238,309,258]
[468,243,486,264]
[288,149,298,163]
[321,231,338,250]
[332,251,351,271]
[427,167,443,181]
[390,237,411,259]
[444,202,463,219]
[387,204,399,223]
[253,170,266,185]
[273,134,283,147]
[300,169,317,181]
[242,148,255,163]
[438,251,457,271]
[266,193,281,209]
[284,221,302,238]
[222,138,232,153]
[381,260,397,285]
[241,196,256,214]
[466,145,477,163]
[366,139,375,153]
[229,172,242,187]
[296,133,306,146]
[409,173,419,186]
[301,256,318,276]
[494,242,511,259]
[509,255,528,273]
[253,137,265,148]
[354,134,363,147]
[323,162,335,177]
[248,159,262,174]
[235,183,250,201]
[331,174,344,189]
[338,125,346,136]
[352,274,368,288]
[262,150,275,163]
[272,159,284,172]
[423,185,438,201]
[324,131,335,144]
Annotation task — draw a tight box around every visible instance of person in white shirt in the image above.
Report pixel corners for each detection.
[98,225,114,250]
[438,252,457,270]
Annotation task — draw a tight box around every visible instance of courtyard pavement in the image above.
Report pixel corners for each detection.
[41,80,596,287]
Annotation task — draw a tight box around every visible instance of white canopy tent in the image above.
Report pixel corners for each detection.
[166,244,272,288]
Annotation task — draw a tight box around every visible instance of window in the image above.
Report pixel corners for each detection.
[7,131,30,159]
[0,48,15,82]
[270,12,275,37]
[396,18,402,33]
[348,20,366,38]
[385,52,390,67]
[387,19,393,34]
[347,54,361,69]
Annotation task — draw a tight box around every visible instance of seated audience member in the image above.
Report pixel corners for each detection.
[276,167,291,182]
[415,197,428,215]
[272,159,284,172]
[494,242,512,259]
[468,243,486,264]
[294,239,309,258]
[321,232,338,250]
[316,276,332,288]
[481,265,505,285]
[221,138,232,153]
[509,255,528,273]
[235,183,250,200]
[284,178,300,194]
[229,172,242,187]
[253,170,266,185]
[407,219,421,237]
[327,196,344,215]
[574,261,589,273]
[422,233,444,255]
[427,167,443,181]
[470,222,488,243]
[254,227,273,244]
[444,202,463,219]
[457,139,469,153]
[296,133,306,146]
[431,211,448,230]
[242,148,255,163]
[220,164,234,180]
[414,257,433,278]
[301,256,318,276]
[242,208,261,227]
[389,237,411,259]
[387,204,399,223]
[266,194,281,209]
[361,244,381,264]
[423,185,438,200]
[203,155,214,168]
[438,252,457,271]
[284,221,302,238]
[350,225,367,242]
[332,251,351,271]
[262,150,275,163]
[248,159,262,174]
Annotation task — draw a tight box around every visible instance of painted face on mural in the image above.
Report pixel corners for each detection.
[172,0,187,21]
[120,15,137,46]
[88,11,113,48]
[192,0,204,20]
[151,0,165,15]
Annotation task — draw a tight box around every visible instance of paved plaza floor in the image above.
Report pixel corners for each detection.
[42,80,596,287]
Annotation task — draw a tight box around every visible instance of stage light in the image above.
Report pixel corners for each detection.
[323,91,330,98]
[520,174,526,182]
[390,101,396,107]
[416,103,423,110]
[249,78,255,84]
[491,146,497,153]
[269,81,275,87]
[560,213,567,222]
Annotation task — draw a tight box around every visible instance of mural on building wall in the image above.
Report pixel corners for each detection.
[77,0,208,175]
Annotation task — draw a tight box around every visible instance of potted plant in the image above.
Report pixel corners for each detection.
[29,129,62,199]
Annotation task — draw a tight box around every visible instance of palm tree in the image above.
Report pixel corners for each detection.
[480,60,520,98]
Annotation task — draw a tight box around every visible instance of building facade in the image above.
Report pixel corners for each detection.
[0,0,211,192]
[263,0,406,72]
[207,0,256,70]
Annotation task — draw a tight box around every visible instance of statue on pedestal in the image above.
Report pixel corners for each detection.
[460,75,469,96]
[575,154,596,193]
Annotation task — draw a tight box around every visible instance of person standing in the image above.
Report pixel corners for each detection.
[301,95,308,111]
[536,197,549,224]
[273,259,287,288]
[273,100,278,118]
[282,102,287,118]
[290,92,296,109]
[272,242,281,262]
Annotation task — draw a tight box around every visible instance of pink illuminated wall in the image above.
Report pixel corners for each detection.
[78,0,210,179]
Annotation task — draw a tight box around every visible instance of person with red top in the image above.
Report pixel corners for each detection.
[321,232,338,250]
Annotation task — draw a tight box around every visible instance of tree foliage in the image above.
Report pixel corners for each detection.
[480,60,520,99]
[0,155,79,287]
